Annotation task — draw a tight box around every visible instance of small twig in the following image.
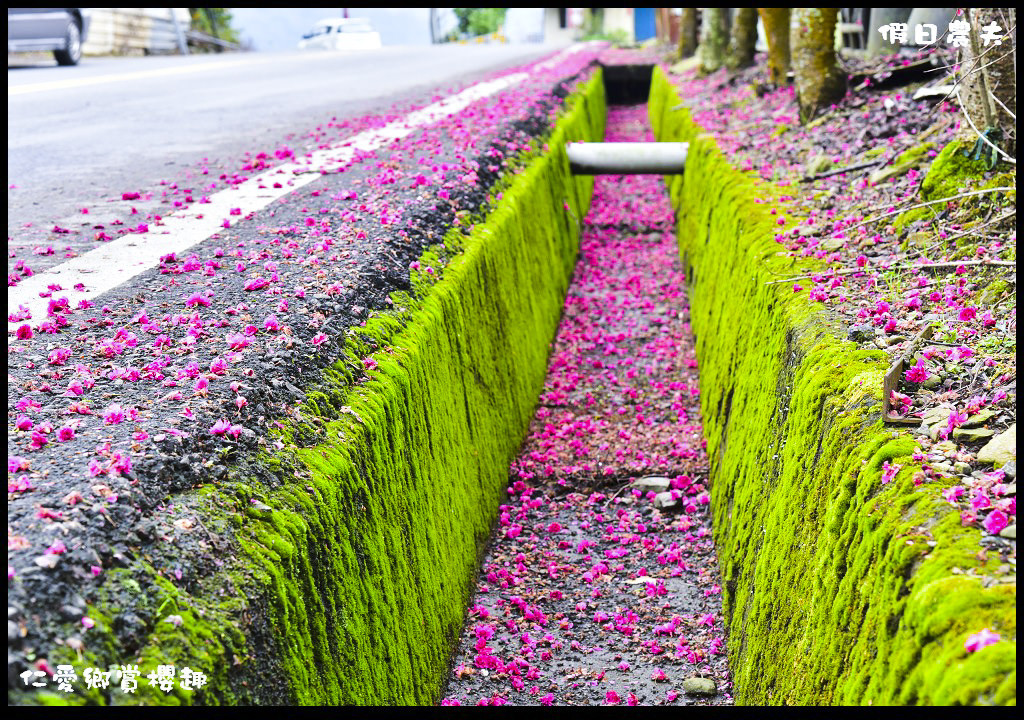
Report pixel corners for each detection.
[765,259,1014,285]
[906,259,1016,271]
[904,209,1016,260]
[800,159,881,182]
[859,198,911,215]
[726,118,779,135]
[955,87,1016,165]
[605,483,632,505]
[764,267,868,285]
[969,358,987,392]
[989,91,1016,121]
[841,186,1015,234]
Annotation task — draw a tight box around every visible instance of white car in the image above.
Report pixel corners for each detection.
[298,18,382,51]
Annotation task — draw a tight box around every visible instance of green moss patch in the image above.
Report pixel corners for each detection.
[649,67,1015,706]
[920,139,991,202]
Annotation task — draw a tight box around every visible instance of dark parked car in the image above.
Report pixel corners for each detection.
[8,8,91,65]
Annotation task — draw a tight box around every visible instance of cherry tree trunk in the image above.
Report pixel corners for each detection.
[865,7,913,57]
[727,7,759,70]
[699,8,730,73]
[790,7,846,123]
[757,8,790,85]
[958,8,1016,157]
[679,8,698,58]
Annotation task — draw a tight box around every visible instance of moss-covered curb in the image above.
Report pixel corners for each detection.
[16,70,606,707]
[241,69,606,703]
[649,67,1015,705]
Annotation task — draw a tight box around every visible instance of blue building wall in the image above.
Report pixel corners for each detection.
[634,7,656,42]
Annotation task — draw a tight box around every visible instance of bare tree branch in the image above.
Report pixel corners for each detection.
[844,186,1016,233]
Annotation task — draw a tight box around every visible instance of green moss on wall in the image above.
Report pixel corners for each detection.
[204,70,606,704]
[649,67,1015,706]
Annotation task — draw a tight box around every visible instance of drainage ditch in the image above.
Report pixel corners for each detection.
[440,69,733,706]
[601,63,654,105]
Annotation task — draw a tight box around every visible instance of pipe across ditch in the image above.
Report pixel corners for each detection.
[567,141,689,175]
[14,52,1011,707]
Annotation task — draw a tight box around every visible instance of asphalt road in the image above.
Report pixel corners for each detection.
[6,44,557,266]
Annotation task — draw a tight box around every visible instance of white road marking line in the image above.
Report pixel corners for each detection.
[8,52,576,332]
[7,56,283,96]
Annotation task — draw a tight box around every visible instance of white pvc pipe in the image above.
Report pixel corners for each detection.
[567,142,689,175]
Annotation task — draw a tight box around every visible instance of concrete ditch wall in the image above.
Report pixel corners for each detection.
[648,67,1015,705]
[32,71,606,706]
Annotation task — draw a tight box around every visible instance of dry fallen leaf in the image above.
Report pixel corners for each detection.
[34,554,60,569]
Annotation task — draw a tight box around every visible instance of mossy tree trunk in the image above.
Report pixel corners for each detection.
[727,7,759,70]
[757,8,790,85]
[790,8,846,123]
[958,8,1016,158]
[699,7,730,73]
[679,7,698,58]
